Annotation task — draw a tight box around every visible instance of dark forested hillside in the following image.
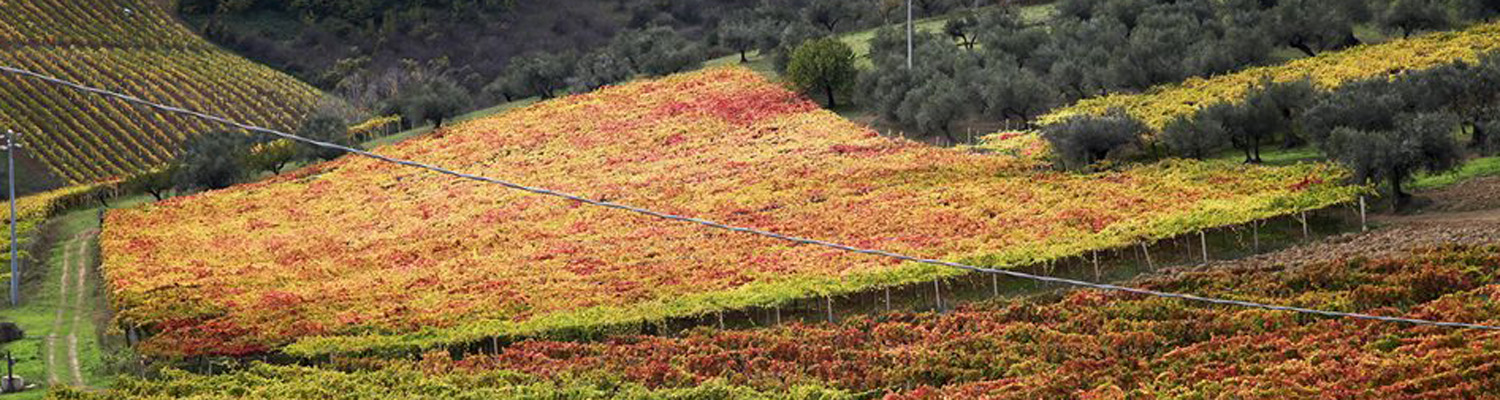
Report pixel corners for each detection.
[177,0,755,91]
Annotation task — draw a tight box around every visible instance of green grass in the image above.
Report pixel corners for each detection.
[1413,156,1500,190]
[1205,145,1325,166]
[0,196,151,399]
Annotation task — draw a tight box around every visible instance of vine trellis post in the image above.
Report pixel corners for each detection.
[1199,231,1209,264]
[1299,211,1310,240]
[1091,251,1101,281]
[1252,221,1260,252]
[1140,242,1153,271]
[933,279,943,312]
[1359,196,1368,232]
[824,296,834,323]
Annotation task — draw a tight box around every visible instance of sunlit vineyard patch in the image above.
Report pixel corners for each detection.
[101,68,1359,357]
[75,244,1500,399]
[1042,21,1500,130]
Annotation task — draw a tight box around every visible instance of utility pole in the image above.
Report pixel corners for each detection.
[907,0,914,69]
[4,131,19,307]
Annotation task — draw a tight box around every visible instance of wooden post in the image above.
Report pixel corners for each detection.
[884,287,892,311]
[933,279,943,312]
[1359,196,1368,232]
[1141,242,1155,271]
[1252,221,1260,252]
[1299,211,1310,240]
[1199,231,1209,264]
[1091,251,1101,281]
[825,296,834,323]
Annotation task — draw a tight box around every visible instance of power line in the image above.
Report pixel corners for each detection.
[3,64,1499,331]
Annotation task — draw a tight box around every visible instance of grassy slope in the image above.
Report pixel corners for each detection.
[0,196,150,398]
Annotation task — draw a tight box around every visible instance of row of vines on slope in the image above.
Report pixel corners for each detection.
[1040,21,1500,130]
[0,0,327,183]
[0,46,322,183]
[0,0,208,49]
[99,68,1361,358]
[65,244,1500,399]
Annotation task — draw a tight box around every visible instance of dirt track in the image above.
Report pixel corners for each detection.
[1170,178,1500,274]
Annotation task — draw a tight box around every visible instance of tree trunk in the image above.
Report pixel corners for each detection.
[434,117,444,129]
[1252,137,1263,163]
[943,128,961,146]
[1390,173,1409,209]
[1289,39,1317,57]
[1473,122,1488,151]
[148,190,163,201]
[739,50,748,63]
[824,85,837,108]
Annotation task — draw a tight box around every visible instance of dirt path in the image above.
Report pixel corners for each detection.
[46,229,97,389]
[1162,184,1500,277]
[43,232,74,385]
[68,228,97,386]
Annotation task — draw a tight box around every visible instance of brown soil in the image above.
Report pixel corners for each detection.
[1411,176,1500,213]
[1167,177,1500,275]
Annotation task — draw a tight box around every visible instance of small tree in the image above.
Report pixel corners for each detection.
[569,49,635,92]
[174,131,252,192]
[1377,0,1452,38]
[613,27,704,77]
[805,0,856,32]
[787,38,857,108]
[1325,112,1463,207]
[1268,0,1362,57]
[402,76,470,129]
[500,52,575,99]
[977,65,1058,127]
[1042,109,1148,170]
[944,13,980,50]
[296,112,352,161]
[125,165,176,201]
[1161,113,1228,159]
[719,19,762,63]
[1478,114,1500,154]
[910,77,970,145]
[247,139,297,175]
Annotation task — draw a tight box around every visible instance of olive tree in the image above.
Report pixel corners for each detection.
[787,38,858,108]
[1325,112,1463,207]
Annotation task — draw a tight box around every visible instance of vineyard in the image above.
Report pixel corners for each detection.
[65,242,1500,398]
[98,68,1361,358]
[1040,20,1500,130]
[0,183,119,292]
[0,0,324,184]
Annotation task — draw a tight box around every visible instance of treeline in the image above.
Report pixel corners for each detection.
[851,0,1500,144]
[1046,53,1500,207]
[122,108,357,200]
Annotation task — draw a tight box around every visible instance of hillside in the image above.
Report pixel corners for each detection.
[71,200,1500,398]
[180,0,756,89]
[100,68,1357,357]
[0,0,325,187]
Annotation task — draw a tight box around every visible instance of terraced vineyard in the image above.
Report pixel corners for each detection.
[0,0,323,184]
[100,68,1360,358]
